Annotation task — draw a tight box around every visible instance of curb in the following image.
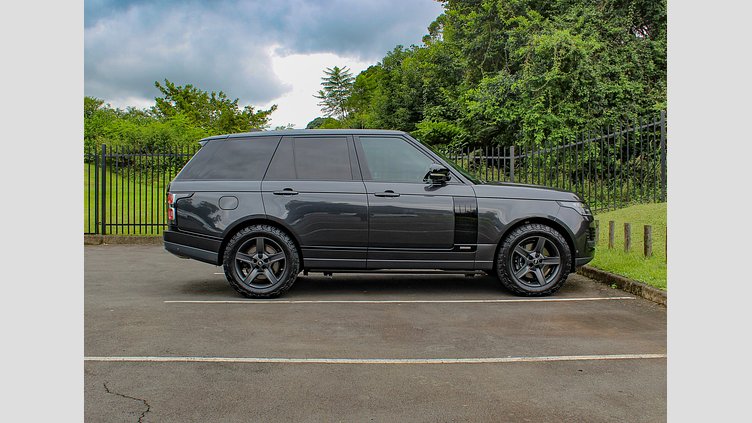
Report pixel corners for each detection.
[84,235,163,246]
[577,265,666,306]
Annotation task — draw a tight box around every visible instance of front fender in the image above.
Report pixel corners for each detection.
[476,198,563,245]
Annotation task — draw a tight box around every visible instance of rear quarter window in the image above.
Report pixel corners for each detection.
[175,136,280,180]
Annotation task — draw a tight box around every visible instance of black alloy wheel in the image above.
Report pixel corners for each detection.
[222,224,300,298]
[509,235,562,288]
[234,236,287,289]
[496,223,572,296]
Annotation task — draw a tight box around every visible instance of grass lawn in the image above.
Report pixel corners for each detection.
[590,202,667,290]
[85,163,172,235]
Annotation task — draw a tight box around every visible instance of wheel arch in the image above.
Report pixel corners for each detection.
[493,216,577,272]
[218,216,303,265]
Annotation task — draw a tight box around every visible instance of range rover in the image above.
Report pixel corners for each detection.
[164,130,595,298]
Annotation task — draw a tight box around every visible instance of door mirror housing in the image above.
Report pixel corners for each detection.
[424,163,451,186]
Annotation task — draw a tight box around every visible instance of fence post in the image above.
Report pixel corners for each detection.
[608,221,615,249]
[509,145,515,183]
[644,225,653,257]
[100,144,107,235]
[624,223,631,252]
[93,148,99,234]
[660,110,667,202]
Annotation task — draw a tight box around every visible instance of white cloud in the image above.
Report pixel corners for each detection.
[259,47,371,129]
[85,2,291,104]
[84,0,444,128]
[101,96,153,111]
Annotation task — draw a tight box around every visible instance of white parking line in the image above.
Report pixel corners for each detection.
[84,353,665,364]
[164,297,634,304]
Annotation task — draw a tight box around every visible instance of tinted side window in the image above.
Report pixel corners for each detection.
[264,137,295,180]
[265,137,353,181]
[176,137,279,180]
[359,137,434,183]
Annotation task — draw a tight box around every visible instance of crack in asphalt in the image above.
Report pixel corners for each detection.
[103,382,151,423]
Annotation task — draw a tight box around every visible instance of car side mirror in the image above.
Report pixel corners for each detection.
[424,163,451,186]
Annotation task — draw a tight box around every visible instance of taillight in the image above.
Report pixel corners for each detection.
[167,193,175,222]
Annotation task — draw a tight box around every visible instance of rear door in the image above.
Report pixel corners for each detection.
[262,135,368,270]
[354,135,477,270]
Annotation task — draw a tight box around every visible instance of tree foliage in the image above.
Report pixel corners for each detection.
[84,80,276,151]
[305,116,343,129]
[330,0,666,148]
[314,66,355,120]
[153,79,276,133]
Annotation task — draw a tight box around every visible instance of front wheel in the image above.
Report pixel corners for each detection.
[495,223,572,296]
[222,225,300,298]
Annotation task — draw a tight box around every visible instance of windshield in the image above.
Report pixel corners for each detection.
[423,143,483,184]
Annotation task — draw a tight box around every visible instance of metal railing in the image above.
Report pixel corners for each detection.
[444,111,666,212]
[84,145,199,235]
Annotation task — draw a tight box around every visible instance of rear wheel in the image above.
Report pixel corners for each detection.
[495,223,571,296]
[222,224,300,298]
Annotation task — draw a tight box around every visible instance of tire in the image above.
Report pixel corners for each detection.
[222,224,300,298]
[495,223,572,296]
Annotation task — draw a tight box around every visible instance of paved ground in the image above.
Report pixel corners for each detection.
[85,245,666,422]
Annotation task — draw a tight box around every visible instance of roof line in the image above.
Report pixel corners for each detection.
[200,129,409,142]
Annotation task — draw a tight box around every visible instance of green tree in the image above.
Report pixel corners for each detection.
[313,66,355,120]
[153,79,276,133]
[306,116,343,129]
[84,80,278,151]
[306,116,347,129]
[340,0,666,149]
[84,96,121,150]
[84,96,105,119]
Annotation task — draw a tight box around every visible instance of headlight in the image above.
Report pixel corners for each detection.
[557,201,592,216]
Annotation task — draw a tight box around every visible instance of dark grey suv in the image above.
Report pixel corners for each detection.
[164,130,595,298]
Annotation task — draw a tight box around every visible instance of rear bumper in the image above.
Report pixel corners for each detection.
[163,229,221,265]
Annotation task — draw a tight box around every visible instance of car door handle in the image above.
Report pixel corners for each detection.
[374,190,400,198]
[273,188,298,196]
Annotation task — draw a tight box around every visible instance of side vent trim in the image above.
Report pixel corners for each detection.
[453,196,478,245]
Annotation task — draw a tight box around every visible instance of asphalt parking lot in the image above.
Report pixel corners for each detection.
[85,245,666,422]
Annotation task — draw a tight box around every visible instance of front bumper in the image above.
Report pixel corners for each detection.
[575,226,597,267]
[575,255,594,267]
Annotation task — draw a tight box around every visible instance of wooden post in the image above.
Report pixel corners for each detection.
[644,225,653,257]
[624,223,631,252]
[608,221,615,249]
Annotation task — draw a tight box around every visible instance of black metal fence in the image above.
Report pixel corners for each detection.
[84,144,199,235]
[443,111,667,212]
[84,112,666,235]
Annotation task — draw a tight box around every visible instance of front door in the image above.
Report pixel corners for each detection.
[354,135,477,270]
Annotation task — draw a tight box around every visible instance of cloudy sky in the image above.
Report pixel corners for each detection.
[85,0,444,128]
